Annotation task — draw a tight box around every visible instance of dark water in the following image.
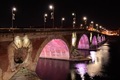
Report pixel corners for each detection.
[36,36,120,80]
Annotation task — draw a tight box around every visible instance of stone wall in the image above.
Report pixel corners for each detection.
[0,68,2,80]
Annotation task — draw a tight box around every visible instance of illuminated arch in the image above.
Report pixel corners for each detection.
[92,36,98,45]
[39,39,69,60]
[97,35,101,43]
[101,35,105,41]
[103,36,105,41]
[78,34,89,49]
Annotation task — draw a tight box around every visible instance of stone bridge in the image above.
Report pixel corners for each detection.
[0,28,107,80]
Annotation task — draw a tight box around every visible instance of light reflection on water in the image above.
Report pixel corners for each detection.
[75,42,110,79]
[36,42,110,80]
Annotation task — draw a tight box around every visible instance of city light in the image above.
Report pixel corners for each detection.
[83,16,87,29]
[49,4,54,28]
[72,13,76,28]
[12,7,17,28]
[61,17,65,28]
[44,13,48,28]
[83,16,87,21]
[49,5,54,10]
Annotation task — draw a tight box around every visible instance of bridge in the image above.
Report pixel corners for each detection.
[0,28,107,80]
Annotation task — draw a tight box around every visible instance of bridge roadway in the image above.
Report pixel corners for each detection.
[0,28,107,80]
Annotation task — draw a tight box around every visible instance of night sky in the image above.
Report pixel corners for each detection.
[0,0,120,30]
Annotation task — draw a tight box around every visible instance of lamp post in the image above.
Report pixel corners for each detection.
[49,4,54,28]
[99,25,102,32]
[11,7,16,40]
[61,17,65,28]
[12,7,16,29]
[95,24,98,31]
[44,13,48,29]
[90,21,94,30]
[72,13,76,28]
[83,16,87,29]
[80,24,83,29]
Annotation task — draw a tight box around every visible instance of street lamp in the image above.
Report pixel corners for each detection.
[83,16,87,29]
[90,21,94,28]
[44,13,48,29]
[11,7,16,40]
[80,24,83,29]
[95,24,98,31]
[49,4,54,28]
[72,13,76,28]
[61,17,65,28]
[12,7,16,29]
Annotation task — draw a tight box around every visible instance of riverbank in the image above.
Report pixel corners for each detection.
[9,68,41,80]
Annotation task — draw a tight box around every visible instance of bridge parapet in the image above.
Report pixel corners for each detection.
[0,28,104,41]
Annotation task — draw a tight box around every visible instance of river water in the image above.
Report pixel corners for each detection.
[36,36,120,80]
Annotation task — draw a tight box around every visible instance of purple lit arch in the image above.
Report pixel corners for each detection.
[92,36,98,45]
[78,34,89,49]
[97,36,102,43]
[40,39,70,60]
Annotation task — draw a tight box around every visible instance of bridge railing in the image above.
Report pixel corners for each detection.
[0,28,100,34]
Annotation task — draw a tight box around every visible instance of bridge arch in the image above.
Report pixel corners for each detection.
[97,35,102,43]
[101,35,105,42]
[77,34,89,49]
[91,35,98,45]
[34,35,70,63]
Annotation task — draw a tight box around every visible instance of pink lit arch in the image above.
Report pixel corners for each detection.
[78,34,89,49]
[97,36,101,43]
[92,36,98,45]
[40,39,70,60]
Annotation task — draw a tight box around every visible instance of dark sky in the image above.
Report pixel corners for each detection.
[0,0,120,30]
